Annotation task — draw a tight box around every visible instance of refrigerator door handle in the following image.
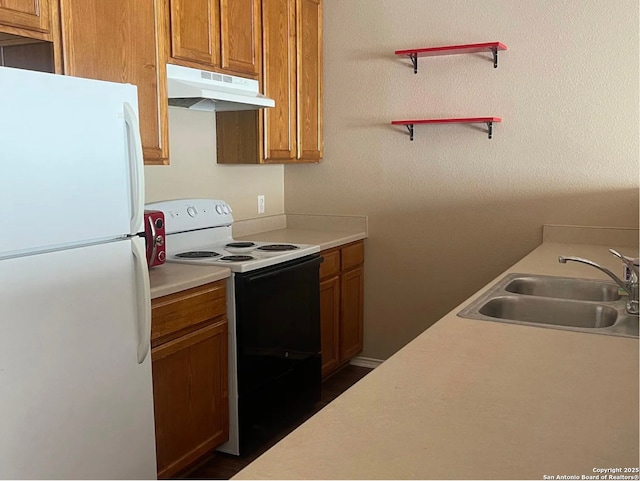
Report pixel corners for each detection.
[123,102,145,235]
[131,236,152,364]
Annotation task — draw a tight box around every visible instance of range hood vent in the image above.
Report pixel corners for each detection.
[166,63,275,112]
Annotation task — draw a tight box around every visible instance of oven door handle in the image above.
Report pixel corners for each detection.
[243,255,322,282]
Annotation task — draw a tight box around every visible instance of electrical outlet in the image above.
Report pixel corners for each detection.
[257,195,265,214]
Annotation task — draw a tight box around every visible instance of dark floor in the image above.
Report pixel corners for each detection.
[179,365,372,480]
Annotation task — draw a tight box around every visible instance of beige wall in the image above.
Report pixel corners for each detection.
[284,1,640,359]
[144,107,284,219]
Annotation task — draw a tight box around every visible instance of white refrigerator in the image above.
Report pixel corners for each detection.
[0,67,157,479]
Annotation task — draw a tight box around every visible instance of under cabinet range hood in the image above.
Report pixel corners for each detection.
[166,63,275,112]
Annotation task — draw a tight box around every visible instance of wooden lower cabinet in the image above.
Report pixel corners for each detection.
[319,275,340,375]
[339,265,364,360]
[150,281,229,479]
[319,240,364,378]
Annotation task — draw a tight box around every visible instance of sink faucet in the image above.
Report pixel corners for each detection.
[558,249,639,315]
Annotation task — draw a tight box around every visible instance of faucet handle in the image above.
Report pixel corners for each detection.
[609,249,640,278]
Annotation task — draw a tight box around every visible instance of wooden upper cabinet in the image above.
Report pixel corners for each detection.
[0,0,51,33]
[296,0,322,161]
[261,0,296,162]
[220,0,260,76]
[166,0,259,77]
[167,0,220,68]
[258,0,321,164]
[59,0,170,165]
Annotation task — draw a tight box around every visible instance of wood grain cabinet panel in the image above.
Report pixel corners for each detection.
[151,281,226,345]
[320,275,340,376]
[60,0,170,165]
[0,0,50,33]
[260,0,322,163]
[167,0,220,67]
[261,0,296,162]
[152,321,229,479]
[165,0,259,77]
[340,265,364,361]
[150,280,229,479]
[220,0,260,75]
[220,0,322,164]
[295,0,322,161]
[319,241,364,378]
[319,249,340,279]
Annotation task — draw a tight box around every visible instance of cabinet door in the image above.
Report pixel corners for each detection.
[152,321,229,479]
[295,0,322,161]
[340,265,364,362]
[320,275,340,377]
[261,0,296,162]
[220,0,260,76]
[0,0,50,33]
[167,0,220,68]
[60,0,169,165]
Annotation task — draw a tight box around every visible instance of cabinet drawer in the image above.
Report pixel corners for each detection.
[152,281,226,343]
[341,241,364,270]
[319,249,340,279]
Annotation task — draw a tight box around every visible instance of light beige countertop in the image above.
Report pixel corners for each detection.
[234,213,368,251]
[236,227,366,251]
[234,240,640,480]
[149,263,230,299]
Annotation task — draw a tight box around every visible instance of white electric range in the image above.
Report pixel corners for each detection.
[148,198,319,272]
[146,199,323,456]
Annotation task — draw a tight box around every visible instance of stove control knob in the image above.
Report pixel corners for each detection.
[215,204,224,214]
[187,206,198,217]
[223,204,230,214]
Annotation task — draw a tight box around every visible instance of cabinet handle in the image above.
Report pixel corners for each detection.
[131,236,152,364]
[123,102,145,235]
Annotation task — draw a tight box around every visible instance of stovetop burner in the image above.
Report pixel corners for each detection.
[175,251,221,258]
[220,255,255,262]
[256,244,299,252]
[226,242,256,248]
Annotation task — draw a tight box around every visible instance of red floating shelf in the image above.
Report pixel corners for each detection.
[395,42,507,73]
[391,117,502,141]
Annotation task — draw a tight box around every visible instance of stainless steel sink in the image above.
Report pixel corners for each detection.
[458,273,638,338]
[504,275,621,301]
[479,296,618,328]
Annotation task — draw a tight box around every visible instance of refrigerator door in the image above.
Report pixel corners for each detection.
[0,67,145,259]
[0,238,156,479]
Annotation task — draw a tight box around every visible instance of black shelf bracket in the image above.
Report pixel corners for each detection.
[491,47,498,68]
[486,121,494,139]
[408,53,418,74]
[405,124,414,141]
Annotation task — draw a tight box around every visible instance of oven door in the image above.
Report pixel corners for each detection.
[234,254,322,442]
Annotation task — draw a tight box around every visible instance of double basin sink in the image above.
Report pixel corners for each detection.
[457,273,638,338]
